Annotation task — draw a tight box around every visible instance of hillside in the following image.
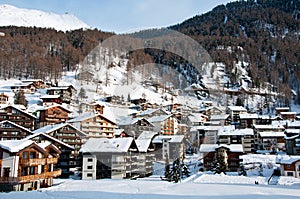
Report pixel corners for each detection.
[0,4,90,31]
[169,0,300,105]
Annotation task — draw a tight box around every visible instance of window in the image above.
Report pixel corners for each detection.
[30,151,36,159]
[287,172,294,176]
[87,173,93,177]
[22,152,28,159]
[87,158,93,162]
[87,166,93,170]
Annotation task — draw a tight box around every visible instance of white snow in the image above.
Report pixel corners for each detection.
[0,4,90,31]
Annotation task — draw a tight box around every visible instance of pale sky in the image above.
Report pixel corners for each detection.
[0,0,234,33]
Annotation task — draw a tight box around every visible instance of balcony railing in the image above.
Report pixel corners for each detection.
[47,158,58,164]
[0,170,62,184]
[21,158,46,166]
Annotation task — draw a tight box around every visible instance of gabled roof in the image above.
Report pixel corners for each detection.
[136,108,169,117]
[239,113,259,119]
[0,139,34,153]
[0,105,36,119]
[210,114,230,120]
[148,114,172,123]
[67,112,116,125]
[199,144,244,153]
[24,132,74,150]
[152,135,184,144]
[258,131,285,138]
[136,131,158,152]
[117,116,153,126]
[253,124,285,130]
[80,137,135,153]
[40,94,61,99]
[227,106,247,112]
[32,123,87,137]
[276,155,300,164]
[0,120,32,133]
[36,104,72,113]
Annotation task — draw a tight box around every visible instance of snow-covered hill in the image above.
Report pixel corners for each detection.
[0,4,90,31]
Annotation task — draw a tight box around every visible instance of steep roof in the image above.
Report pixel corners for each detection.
[148,115,172,123]
[0,120,32,133]
[277,155,300,164]
[200,144,244,153]
[32,123,86,137]
[136,131,158,152]
[0,139,34,153]
[152,135,184,144]
[0,105,36,119]
[67,112,116,125]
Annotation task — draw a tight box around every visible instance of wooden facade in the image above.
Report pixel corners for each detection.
[0,105,36,130]
[37,105,71,128]
[0,120,32,141]
[0,140,61,191]
[0,93,9,104]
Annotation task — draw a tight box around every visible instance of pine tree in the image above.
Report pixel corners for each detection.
[78,87,86,100]
[171,158,181,183]
[211,153,228,174]
[164,154,172,182]
[238,163,247,176]
[14,90,28,107]
[182,163,190,178]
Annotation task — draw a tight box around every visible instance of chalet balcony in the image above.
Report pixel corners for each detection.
[47,157,58,164]
[0,170,61,184]
[20,158,46,166]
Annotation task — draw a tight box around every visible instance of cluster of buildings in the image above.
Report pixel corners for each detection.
[1,79,300,191]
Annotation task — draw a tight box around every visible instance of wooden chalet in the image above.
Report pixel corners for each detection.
[0,120,32,141]
[0,139,61,191]
[0,93,9,104]
[117,116,154,138]
[277,155,300,178]
[148,114,179,135]
[0,105,36,130]
[67,113,117,138]
[32,123,87,175]
[46,85,76,104]
[40,95,62,105]
[25,132,74,178]
[36,105,71,128]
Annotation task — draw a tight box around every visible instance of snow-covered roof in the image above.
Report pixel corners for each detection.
[241,154,277,164]
[36,104,72,113]
[239,113,258,119]
[117,116,152,126]
[259,131,286,138]
[187,113,208,123]
[80,137,134,153]
[32,123,86,137]
[0,120,32,133]
[227,106,247,112]
[0,105,36,119]
[40,94,61,99]
[67,112,116,125]
[199,144,244,153]
[0,139,34,153]
[253,124,285,130]
[152,135,184,144]
[280,112,296,115]
[218,128,254,136]
[190,126,204,132]
[148,115,172,123]
[210,114,229,120]
[136,131,158,152]
[135,108,168,117]
[47,86,71,90]
[276,155,300,164]
[24,132,74,149]
[284,129,300,134]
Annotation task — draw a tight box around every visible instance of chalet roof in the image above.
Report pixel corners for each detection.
[275,107,290,111]
[36,104,72,113]
[0,139,34,153]
[210,114,230,120]
[136,131,158,152]
[152,135,184,144]
[136,108,168,117]
[148,115,172,123]
[227,106,247,112]
[284,129,300,134]
[47,86,72,91]
[80,137,135,153]
[276,155,300,164]
[32,123,87,137]
[0,120,32,133]
[253,124,285,130]
[24,132,74,150]
[40,94,61,99]
[258,131,285,138]
[0,105,36,119]
[187,113,208,123]
[199,144,244,153]
[239,113,259,119]
[218,128,254,136]
[280,112,297,115]
[67,112,116,125]
[117,116,153,126]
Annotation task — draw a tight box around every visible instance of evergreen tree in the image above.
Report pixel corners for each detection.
[78,87,86,100]
[164,154,172,182]
[238,163,247,176]
[14,90,28,107]
[171,158,181,183]
[211,153,228,174]
[182,163,190,178]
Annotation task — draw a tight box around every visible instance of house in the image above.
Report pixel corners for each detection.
[135,108,169,119]
[40,95,62,105]
[148,114,178,135]
[9,82,37,94]
[203,125,235,144]
[24,132,74,178]
[32,123,87,175]
[67,113,117,138]
[239,113,258,128]
[0,139,61,191]
[78,101,105,114]
[152,135,184,161]
[46,85,76,104]
[201,106,225,117]
[116,116,154,138]
[218,128,255,153]
[209,114,230,126]
[135,131,158,177]
[0,93,9,104]
[0,120,32,141]
[21,79,46,89]
[182,113,208,127]
[285,135,300,155]
[80,137,139,180]
[35,105,71,128]
[253,124,285,151]
[199,144,244,172]
[277,155,300,178]
[0,105,36,130]
[226,106,247,125]
[280,112,296,121]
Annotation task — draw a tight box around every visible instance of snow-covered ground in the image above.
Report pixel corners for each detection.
[1,175,300,199]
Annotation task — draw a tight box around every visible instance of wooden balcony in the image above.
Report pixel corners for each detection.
[21,158,46,166]
[0,170,61,184]
[47,157,58,164]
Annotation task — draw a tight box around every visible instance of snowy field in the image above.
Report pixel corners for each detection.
[1,175,300,199]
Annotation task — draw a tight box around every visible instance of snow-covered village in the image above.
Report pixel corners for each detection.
[0,1,300,199]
